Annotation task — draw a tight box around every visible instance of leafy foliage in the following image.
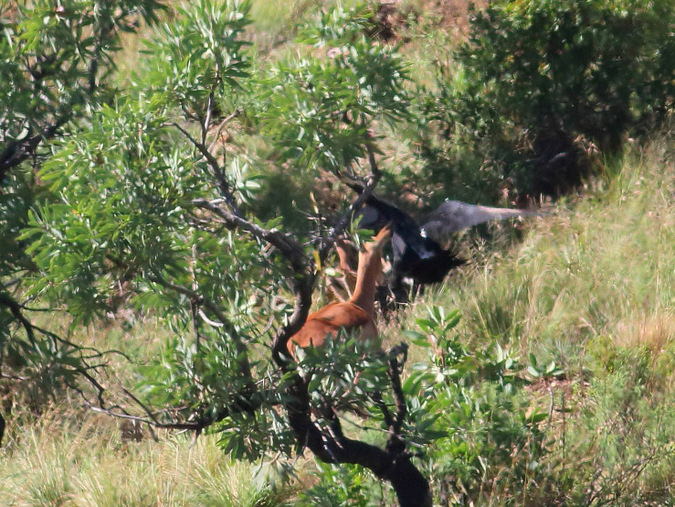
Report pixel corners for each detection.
[21,1,287,436]
[415,0,674,197]
[404,307,555,504]
[298,461,377,507]
[258,3,410,173]
[461,0,672,147]
[1,0,164,411]
[0,0,163,172]
[16,4,430,502]
[22,102,201,320]
[142,0,252,115]
[299,306,559,505]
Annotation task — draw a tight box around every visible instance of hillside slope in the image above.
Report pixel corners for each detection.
[2,137,671,507]
[391,136,674,505]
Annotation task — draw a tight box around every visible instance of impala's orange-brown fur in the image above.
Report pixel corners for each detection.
[287,225,392,358]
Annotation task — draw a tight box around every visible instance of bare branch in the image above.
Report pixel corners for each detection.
[88,1,113,93]
[76,367,108,408]
[89,405,204,431]
[386,343,408,434]
[82,381,277,434]
[192,199,309,273]
[0,114,70,183]
[271,273,315,368]
[5,301,130,362]
[123,387,164,426]
[321,138,383,258]
[203,92,215,145]
[0,292,37,343]
[197,308,224,328]
[371,343,408,437]
[374,392,395,430]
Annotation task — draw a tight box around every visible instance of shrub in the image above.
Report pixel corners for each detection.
[403,307,556,506]
[419,0,673,197]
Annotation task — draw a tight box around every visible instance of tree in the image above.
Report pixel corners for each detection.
[15,1,432,504]
[415,0,673,198]
[0,0,164,444]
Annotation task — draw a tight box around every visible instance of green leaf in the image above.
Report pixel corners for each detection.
[527,365,541,378]
[529,352,538,368]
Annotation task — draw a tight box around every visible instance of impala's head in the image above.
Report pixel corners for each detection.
[349,223,392,313]
[362,223,392,254]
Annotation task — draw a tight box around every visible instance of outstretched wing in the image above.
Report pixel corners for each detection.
[358,195,435,260]
[422,200,542,244]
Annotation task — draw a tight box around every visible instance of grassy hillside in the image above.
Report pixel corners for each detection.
[1,1,672,505]
[2,136,671,506]
[422,137,673,369]
[393,135,674,505]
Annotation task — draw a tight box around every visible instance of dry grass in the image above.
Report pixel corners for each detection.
[414,136,674,370]
[0,410,296,507]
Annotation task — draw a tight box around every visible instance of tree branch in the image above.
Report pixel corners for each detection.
[386,343,408,434]
[82,380,276,434]
[271,272,315,369]
[88,1,113,93]
[207,109,241,153]
[192,198,309,273]
[0,114,70,183]
[0,292,37,344]
[284,370,432,507]
[192,202,316,368]
[321,137,383,259]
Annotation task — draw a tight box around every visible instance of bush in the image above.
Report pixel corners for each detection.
[419,0,673,197]
[403,307,557,506]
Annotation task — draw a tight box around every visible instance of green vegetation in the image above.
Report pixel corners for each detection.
[1,0,672,505]
[0,411,296,506]
[416,138,674,505]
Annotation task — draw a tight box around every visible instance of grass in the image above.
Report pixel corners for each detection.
[2,1,673,505]
[390,136,674,505]
[414,138,673,365]
[0,410,296,507]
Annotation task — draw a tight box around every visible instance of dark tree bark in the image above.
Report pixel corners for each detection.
[283,368,432,507]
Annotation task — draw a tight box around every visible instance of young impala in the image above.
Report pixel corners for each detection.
[287,225,392,358]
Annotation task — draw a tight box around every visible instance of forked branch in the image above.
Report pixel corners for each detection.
[283,345,432,507]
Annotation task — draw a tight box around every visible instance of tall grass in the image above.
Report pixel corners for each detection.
[399,136,674,505]
[0,410,295,507]
[420,138,673,370]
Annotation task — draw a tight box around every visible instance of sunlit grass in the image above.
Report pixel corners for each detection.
[417,137,674,373]
[396,136,674,504]
[0,411,295,507]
